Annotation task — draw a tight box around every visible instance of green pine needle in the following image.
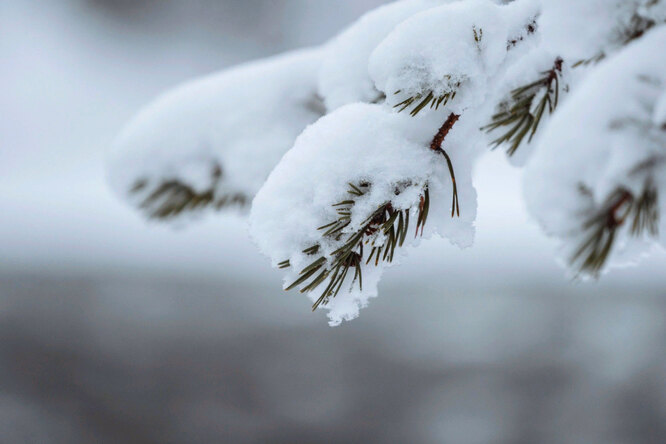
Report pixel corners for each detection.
[394,90,457,117]
[129,165,246,220]
[132,179,246,220]
[393,75,460,117]
[280,182,430,311]
[571,183,659,276]
[483,58,563,156]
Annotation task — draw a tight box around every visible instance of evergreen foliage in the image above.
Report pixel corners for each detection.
[572,183,659,276]
[278,111,461,311]
[279,181,429,310]
[130,166,247,220]
[110,0,666,323]
[483,58,563,156]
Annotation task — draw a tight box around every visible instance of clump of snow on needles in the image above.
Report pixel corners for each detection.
[106,0,666,325]
[539,0,664,62]
[317,0,451,111]
[369,0,540,112]
[107,48,323,220]
[249,103,477,325]
[524,27,666,274]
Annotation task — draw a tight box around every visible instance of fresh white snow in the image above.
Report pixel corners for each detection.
[107,48,324,221]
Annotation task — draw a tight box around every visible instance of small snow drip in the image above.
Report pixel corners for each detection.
[484,58,564,156]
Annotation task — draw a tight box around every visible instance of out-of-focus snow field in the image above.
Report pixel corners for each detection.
[1,1,666,443]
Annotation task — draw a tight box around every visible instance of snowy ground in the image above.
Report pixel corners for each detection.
[1,1,666,443]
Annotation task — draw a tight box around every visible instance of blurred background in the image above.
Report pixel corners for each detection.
[2,1,666,443]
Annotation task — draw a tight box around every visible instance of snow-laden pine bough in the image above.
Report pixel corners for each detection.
[107,0,666,325]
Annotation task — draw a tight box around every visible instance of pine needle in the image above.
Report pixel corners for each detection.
[483,58,563,156]
[281,182,430,310]
[571,183,659,276]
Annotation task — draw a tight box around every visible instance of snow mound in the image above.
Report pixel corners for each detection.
[317,0,450,111]
[250,103,478,325]
[539,0,665,63]
[107,48,324,221]
[370,0,540,113]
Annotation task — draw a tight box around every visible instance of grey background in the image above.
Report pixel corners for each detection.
[1,1,666,443]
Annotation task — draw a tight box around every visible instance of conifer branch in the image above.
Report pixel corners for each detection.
[280,182,430,310]
[483,58,563,156]
[280,112,462,309]
[571,182,659,276]
[473,26,484,52]
[573,9,659,67]
[631,184,659,236]
[393,85,459,116]
[393,22,537,117]
[571,53,606,68]
[130,165,247,219]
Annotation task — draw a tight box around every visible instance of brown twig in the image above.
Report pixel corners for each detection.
[430,113,460,217]
[606,190,633,228]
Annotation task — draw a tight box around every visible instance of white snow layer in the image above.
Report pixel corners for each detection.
[369,0,540,112]
[524,26,666,275]
[107,48,324,219]
[539,0,665,62]
[317,0,451,111]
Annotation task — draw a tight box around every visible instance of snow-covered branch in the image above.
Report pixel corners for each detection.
[107,49,323,221]
[108,0,666,324]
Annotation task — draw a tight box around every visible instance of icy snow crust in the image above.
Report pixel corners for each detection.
[107,48,324,219]
[524,27,666,274]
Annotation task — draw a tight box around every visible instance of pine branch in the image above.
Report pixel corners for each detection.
[280,182,429,310]
[393,84,459,117]
[573,9,659,67]
[130,165,247,220]
[483,58,563,156]
[617,10,658,48]
[571,182,659,276]
[631,184,659,236]
[280,114,461,310]
[393,22,537,117]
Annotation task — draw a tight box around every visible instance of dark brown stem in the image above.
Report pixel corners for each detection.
[430,113,460,217]
[607,190,633,228]
[430,113,460,151]
[549,58,563,82]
